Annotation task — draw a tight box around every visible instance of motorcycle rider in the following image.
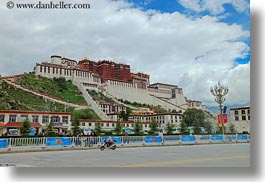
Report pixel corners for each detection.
[106,136,114,147]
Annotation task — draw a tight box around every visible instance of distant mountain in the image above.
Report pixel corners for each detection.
[206,102,250,116]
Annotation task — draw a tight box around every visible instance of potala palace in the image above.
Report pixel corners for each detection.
[35,55,205,118]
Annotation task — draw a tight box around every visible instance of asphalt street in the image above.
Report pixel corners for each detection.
[0,143,250,167]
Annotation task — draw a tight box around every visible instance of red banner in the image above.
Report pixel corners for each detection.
[217,114,228,127]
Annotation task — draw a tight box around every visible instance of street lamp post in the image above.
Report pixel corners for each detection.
[210,82,228,139]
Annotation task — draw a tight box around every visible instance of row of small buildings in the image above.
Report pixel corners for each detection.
[0,105,250,136]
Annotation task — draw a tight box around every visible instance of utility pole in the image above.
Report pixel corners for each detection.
[210,82,228,139]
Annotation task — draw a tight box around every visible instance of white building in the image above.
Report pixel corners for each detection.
[0,110,71,136]
[129,112,182,129]
[99,102,126,114]
[78,119,150,132]
[230,106,250,134]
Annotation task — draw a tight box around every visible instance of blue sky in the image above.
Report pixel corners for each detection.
[126,0,250,65]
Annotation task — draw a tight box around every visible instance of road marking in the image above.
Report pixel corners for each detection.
[113,155,250,167]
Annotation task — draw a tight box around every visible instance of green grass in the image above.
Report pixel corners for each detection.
[15,73,87,105]
[71,108,100,120]
[0,79,99,120]
[0,80,71,112]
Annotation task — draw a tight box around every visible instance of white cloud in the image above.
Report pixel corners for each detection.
[0,0,250,106]
[178,0,249,15]
[226,63,250,105]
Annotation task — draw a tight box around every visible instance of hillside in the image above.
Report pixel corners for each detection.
[0,78,68,111]
[0,76,100,120]
[14,73,87,105]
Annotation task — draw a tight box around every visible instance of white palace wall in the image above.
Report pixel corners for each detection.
[35,64,100,90]
[104,80,186,112]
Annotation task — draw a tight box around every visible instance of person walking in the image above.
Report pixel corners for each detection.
[159,130,164,144]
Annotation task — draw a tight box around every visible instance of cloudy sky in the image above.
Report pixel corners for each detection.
[0,0,250,107]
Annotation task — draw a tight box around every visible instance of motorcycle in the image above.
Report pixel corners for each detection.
[100,140,117,151]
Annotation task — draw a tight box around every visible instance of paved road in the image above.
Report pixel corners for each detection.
[0,143,250,167]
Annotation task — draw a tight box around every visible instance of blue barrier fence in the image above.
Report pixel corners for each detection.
[211,135,223,141]
[0,134,250,151]
[145,136,162,143]
[100,136,122,144]
[0,139,8,148]
[237,134,249,140]
[181,135,196,142]
[46,137,72,147]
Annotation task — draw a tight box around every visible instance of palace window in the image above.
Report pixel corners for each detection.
[9,115,17,122]
[242,116,246,120]
[51,116,60,122]
[235,111,238,115]
[235,116,239,121]
[0,115,4,122]
[21,115,28,121]
[42,116,49,124]
[62,116,68,124]
[32,115,39,122]
[241,110,246,115]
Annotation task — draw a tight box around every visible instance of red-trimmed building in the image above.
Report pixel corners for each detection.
[78,59,132,83]
[0,110,71,136]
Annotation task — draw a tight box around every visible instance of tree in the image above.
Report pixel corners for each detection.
[71,119,81,136]
[46,121,57,137]
[229,123,236,134]
[119,110,126,121]
[134,120,143,135]
[20,117,31,137]
[119,107,132,121]
[114,118,122,135]
[166,122,174,135]
[193,120,201,134]
[182,108,205,127]
[148,118,158,135]
[204,121,213,134]
[216,124,226,134]
[94,120,102,136]
[179,121,189,135]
